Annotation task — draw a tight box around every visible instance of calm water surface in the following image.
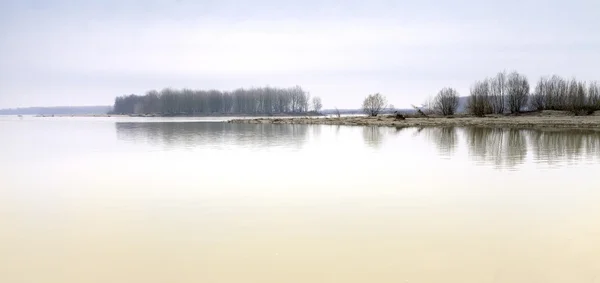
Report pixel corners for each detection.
[1,116,600,283]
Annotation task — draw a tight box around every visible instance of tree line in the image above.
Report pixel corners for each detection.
[112,86,321,115]
[425,71,600,116]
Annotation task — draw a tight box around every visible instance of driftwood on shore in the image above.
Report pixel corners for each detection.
[394,111,405,120]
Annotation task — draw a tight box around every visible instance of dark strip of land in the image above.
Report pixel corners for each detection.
[229,111,600,129]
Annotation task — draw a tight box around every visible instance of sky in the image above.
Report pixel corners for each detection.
[0,0,599,109]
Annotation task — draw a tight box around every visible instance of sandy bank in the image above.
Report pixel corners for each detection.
[229,111,600,129]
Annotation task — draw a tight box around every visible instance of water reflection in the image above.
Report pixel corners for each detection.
[421,127,458,157]
[362,126,384,148]
[115,122,309,150]
[361,126,405,148]
[463,128,528,168]
[421,127,600,169]
[115,122,600,169]
[528,129,600,165]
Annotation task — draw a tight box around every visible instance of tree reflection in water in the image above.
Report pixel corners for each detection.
[116,122,600,169]
[421,127,458,158]
[361,126,406,149]
[423,127,600,169]
[527,129,600,166]
[115,122,309,151]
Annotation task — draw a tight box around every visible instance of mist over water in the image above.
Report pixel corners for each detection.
[2,117,600,282]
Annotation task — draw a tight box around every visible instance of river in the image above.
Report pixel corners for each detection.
[1,116,599,282]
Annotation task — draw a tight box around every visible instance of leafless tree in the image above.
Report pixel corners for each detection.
[467,80,492,117]
[433,87,460,116]
[545,75,568,110]
[311,96,323,113]
[566,79,588,115]
[506,71,530,113]
[334,107,341,118]
[489,71,508,114]
[530,77,548,111]
[589,82,600,110]
[362,93,387,116]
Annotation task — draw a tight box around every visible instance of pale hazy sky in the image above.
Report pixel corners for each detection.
[0,0,599,108]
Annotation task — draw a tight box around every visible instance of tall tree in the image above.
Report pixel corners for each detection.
[489,71,508,114]
[506,72,530,113]
[468,80,492,117]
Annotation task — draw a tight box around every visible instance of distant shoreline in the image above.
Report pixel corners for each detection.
[32,112,324,118]
[228,111,600,129]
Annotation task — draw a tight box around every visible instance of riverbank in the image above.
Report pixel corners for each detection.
[229,111,600,129]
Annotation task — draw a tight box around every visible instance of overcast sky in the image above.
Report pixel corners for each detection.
[0,0,598,109]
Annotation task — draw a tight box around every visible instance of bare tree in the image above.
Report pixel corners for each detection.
[489,71,508,114]
[468,80,492,117]
[362,93,387,116]
[530,77,548,111]
[589,82,600,111]
[433,87,460,116]
[566,79,588,115]
[506,71,530,113]
[334,107,341,118]
[304,92,311,113]
[311,96,323,113]
[545,75,568,110]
